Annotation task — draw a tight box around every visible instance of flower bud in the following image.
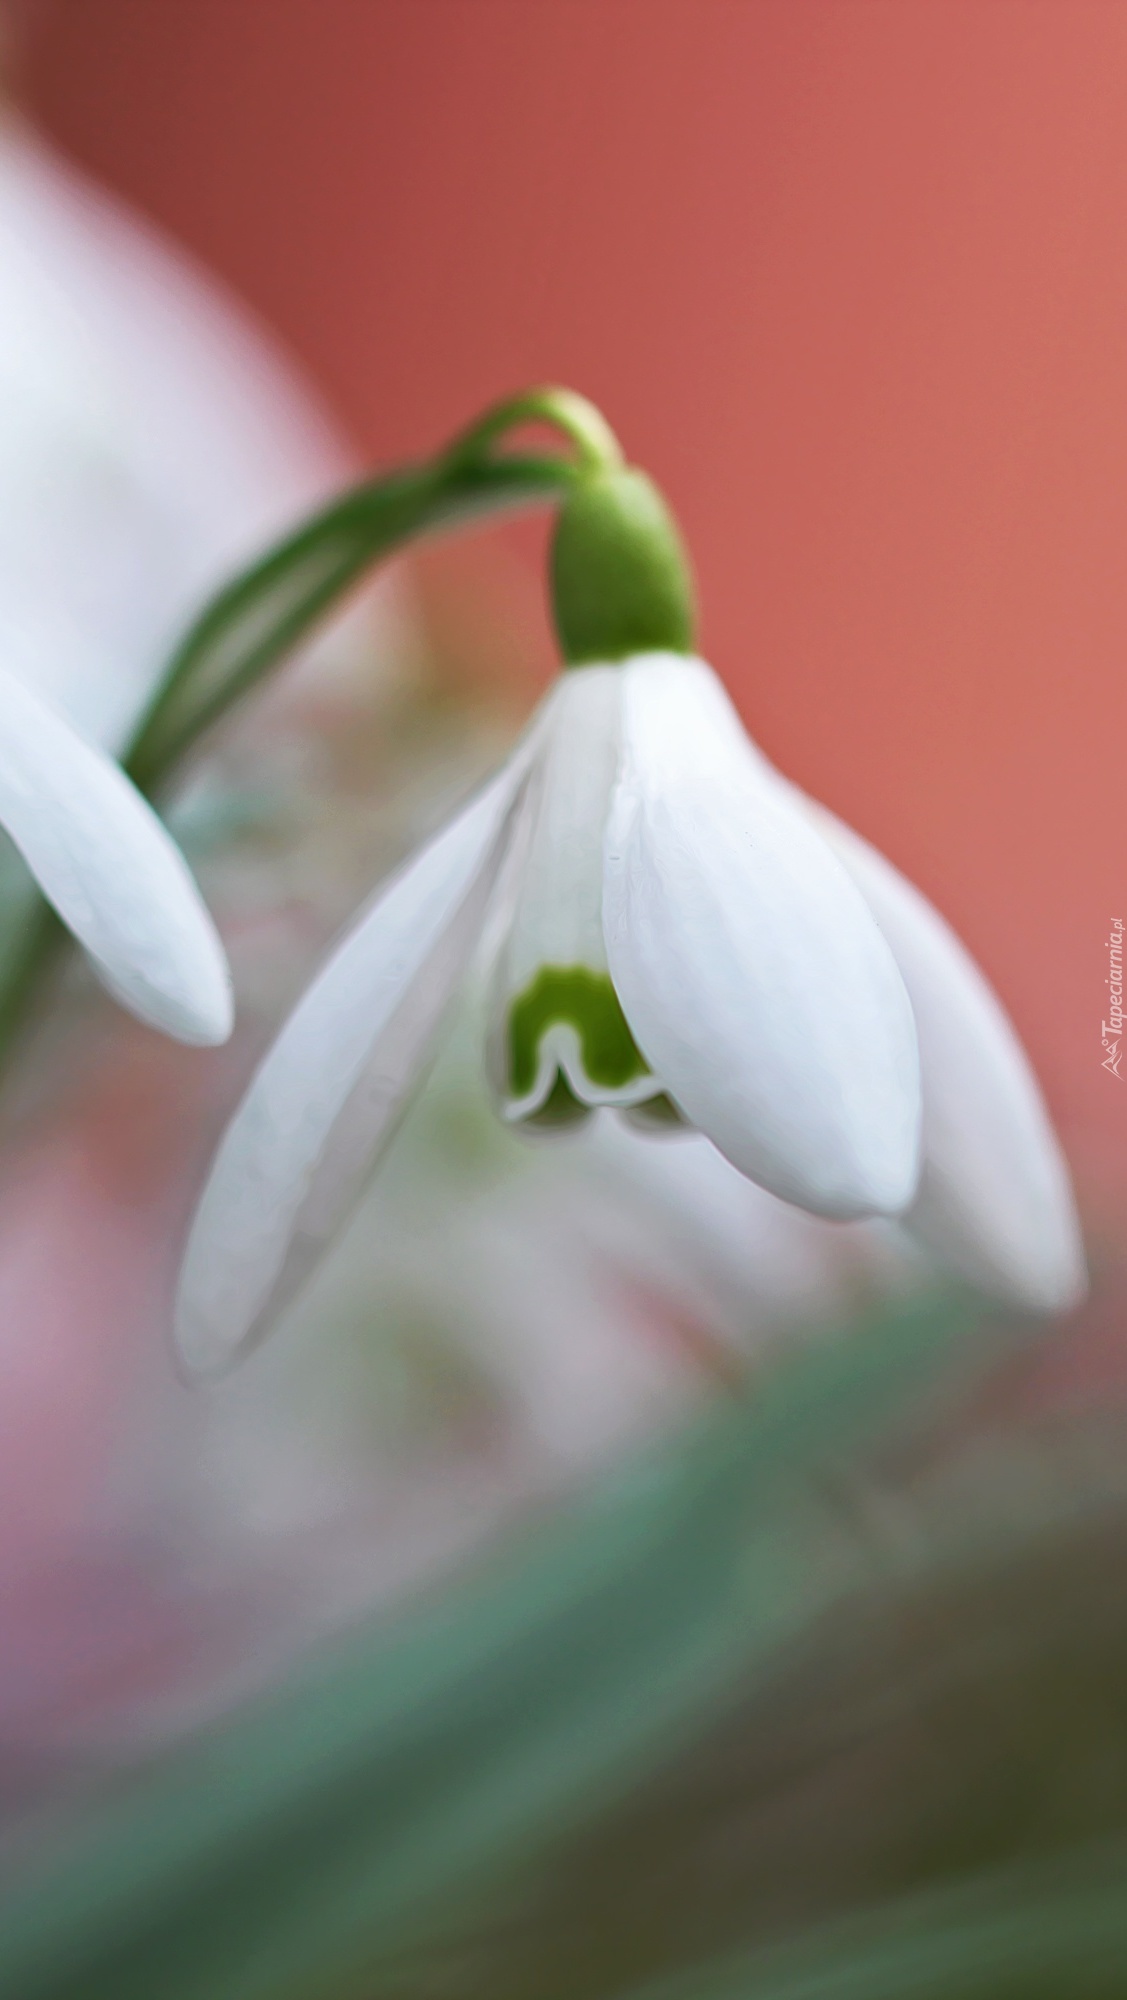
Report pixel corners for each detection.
[550,466,696,665]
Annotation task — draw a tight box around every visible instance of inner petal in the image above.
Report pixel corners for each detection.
[487,664,667,1124]
[509,962,652,1114]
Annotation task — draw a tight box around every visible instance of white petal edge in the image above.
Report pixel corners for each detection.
[603,655,922,1219]
[175,754,533,1380]
[0,668,231,1044]
[809,804,1087,1314]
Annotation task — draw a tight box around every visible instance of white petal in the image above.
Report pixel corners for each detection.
[0,668,231,1043]
[488,666,660,1119]
[811,806,1086,1313]
[603,655,921,1218]
[175,757,531,1378]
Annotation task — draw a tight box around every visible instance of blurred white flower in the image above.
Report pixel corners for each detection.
[0,668,230,1042]
[0,114,367,1032]
[0,116,352,750]
[175,653,1084,1379]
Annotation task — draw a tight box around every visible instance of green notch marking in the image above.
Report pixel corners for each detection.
[525,1072,593,1129]
[626,1091,686,1130]
[508,966,650,1099]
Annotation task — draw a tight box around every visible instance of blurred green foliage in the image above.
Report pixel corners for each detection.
[3,1289,1127,2000]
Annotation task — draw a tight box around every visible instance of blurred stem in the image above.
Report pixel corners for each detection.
[0,903,67,1068]
[124,447,578,793]
[0,409,593,1089]
[445,385,625,477]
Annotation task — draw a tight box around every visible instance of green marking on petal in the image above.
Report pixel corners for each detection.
[625,1092,686,1131]
[525,1071,593,1130]
[508,965,650,1099]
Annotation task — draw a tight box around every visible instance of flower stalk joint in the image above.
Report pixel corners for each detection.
[550,465,696,667]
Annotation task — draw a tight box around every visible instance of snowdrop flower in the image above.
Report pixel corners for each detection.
[0,669,231,1044]
[175,446,1084,1378]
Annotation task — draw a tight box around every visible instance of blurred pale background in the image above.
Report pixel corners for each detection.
[12,0,1125,1208]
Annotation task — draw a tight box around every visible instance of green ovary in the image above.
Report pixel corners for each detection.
[508,965,651,1102]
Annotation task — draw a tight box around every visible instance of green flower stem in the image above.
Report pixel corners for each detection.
[125,448,577,795]
[0,903,67,1072]
[444,386,625,480]
[0,430,588,1082]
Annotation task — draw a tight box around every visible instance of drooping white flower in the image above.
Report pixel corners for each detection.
[0,669,231,1045]
[174,443,1084,1377]
[175,646,1079,1381]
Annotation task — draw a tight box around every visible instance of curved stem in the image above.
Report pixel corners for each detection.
[0,903,66,1069]
[126,448,576,796]
[444,386,624,478]
[0,437,583,1081]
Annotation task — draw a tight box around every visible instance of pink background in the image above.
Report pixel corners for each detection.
[16,0,1127,1196]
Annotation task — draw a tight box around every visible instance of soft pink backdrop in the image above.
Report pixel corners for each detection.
[15,0,1127,1193]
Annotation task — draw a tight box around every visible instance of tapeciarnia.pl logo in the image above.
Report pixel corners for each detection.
[1103,917,1124,1079]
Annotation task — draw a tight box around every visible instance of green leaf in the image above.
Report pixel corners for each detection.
[622,1848,1127,2000]
[0,1292,988,2000]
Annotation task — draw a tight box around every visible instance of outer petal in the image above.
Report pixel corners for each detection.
[603,655,921,1218]
[811,806,1086,1313]
[0,668,231,1044]
[175,757,531,1379]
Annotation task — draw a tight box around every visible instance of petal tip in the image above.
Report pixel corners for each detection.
[119,971,235,1049]
[1011,1221,1090,1318]
[798,1138,921,1224]
[177,975,236,1049]
[171,1286,248,1386]
[905,1162,1089,1318]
